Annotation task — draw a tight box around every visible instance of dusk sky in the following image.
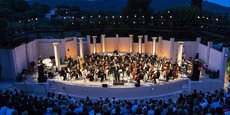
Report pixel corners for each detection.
[208,0,230,7]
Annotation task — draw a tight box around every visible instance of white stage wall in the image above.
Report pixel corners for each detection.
[118,37,130,52]
[26,40,38,64]
[105,37,118,52]
[197,44,208,62]
[184,41,197,59]
[208,48,222,71]
[38,39,65,63]
[161,40,171,58]
[65,37,78,59]
[13,44,28,74]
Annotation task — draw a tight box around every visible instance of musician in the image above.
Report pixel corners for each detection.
[166,69,173,82]
[114,67,120,82]
[60,68,67,80]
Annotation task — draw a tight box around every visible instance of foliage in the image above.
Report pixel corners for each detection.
[123,0,153,16]
[191,0,202,9]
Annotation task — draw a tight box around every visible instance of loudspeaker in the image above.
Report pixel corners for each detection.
[102,84,107,87]
[135,83,140,87]
[191,61,200,81]
[38,65,46,83]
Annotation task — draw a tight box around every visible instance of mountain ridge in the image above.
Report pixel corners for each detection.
[27,0,230,16]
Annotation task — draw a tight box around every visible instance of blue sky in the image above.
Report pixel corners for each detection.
[208,0,230,7]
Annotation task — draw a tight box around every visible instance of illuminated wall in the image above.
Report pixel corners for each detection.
[64,37,78,59]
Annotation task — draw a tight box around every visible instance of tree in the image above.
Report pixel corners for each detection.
[31,3,50,17]
[123,0,152,16]
[191,0,202,9]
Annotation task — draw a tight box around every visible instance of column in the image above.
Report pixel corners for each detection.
[158,36,163,57]
[86,35,91,54]
[170,38,175,60]
[138,35,143,53]
[53,43,60,68]
[177,41,184,67]
[220,47,229,80]
[152,37,157,55]
[144,35,148,53]
[206,42,213,65]
[129,34,133,52]
[79,37,84,58]
[92,36,97,54]
[101,34,106,53]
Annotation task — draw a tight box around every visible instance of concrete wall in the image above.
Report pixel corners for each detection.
[118,37,130,52]
[38,39,65,63]
[13,44,28,74]
[208,48,222,71]
[0,49,16,81]
[161,40,171,58]
[65,37,77,59]
[145,41,153,54]
[184,41,197,59]
[105,37,118,52]
[26,40,38,64]
[197,44,208,62]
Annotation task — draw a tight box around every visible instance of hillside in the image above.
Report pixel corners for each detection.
[27,0,230,16]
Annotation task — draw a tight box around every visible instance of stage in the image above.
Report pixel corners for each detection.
[14,73,189,100]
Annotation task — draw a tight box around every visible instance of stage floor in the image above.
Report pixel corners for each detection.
[13,73,189,100]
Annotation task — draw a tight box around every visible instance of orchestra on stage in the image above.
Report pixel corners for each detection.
[38,50,194,85]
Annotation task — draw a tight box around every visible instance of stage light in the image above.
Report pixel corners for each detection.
[28,19,30,22]
[126,16,129,18]
[112,16,114,18]
[161,22,164,25]
[168,10,170,13]
[170,16,172,19]
[151,16,153,19]
[120,16,122,18]
[64,17,66,19]
[134,15,137,18]
[142,16,144,18]
[19,20,21,23]
[72,22,74,25]
[98,15,101,18]
[99,22,101,24]
[143,21,145,24]
[35,18,38,20]
[72,16,74,19]
[206,17,209,20]
[81,16,84,19]
[133,21,136,24]
[90,16,93,18]
[105,16,108,18]
[216,18,219,21]
[161,16,163,19]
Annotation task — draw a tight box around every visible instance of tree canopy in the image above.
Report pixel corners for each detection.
[123,0,153,16]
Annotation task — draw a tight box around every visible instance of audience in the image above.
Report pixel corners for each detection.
[0,89,230,115]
